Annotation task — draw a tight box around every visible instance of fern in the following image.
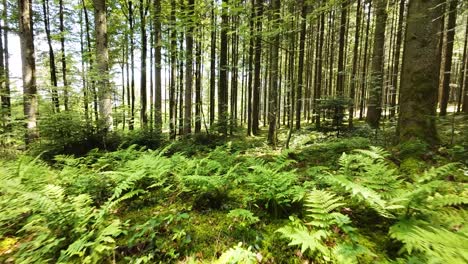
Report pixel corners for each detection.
[390,219,468,263]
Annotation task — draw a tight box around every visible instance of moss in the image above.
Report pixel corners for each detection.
[400,158,427,179]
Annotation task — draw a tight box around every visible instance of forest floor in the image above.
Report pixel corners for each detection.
[0,115,467,263]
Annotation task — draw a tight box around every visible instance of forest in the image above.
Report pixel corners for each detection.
[0,0,468,263]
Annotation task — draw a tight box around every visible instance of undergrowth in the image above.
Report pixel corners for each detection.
[0,138,467,263]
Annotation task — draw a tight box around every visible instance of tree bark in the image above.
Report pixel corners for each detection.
[268,0,280,146]
[389,0,405,119]
[19,0,39,143]
[42,0,60,112]
[94,0,113,132]
[398,0,443,144]
[252,0,263,135]
[184,0,194,134]
[366,0,387,128]
[439,0,457,116]
[218,0,229,135]
[59,0,69,111]
[295,0,307,130]
[348,0,362,128]
[154,0,162,131]
[1,0,10,130]
[140,0,148,129]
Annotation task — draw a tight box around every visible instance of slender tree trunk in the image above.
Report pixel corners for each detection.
[230,13,239,134]
[195,37,202,133]
[439,0,458,116]
[315,5,325,128]
[398,0,443,144]
[218,0,229,135]
[252,0,263,135]
[366,0,387,128]
[459,18,468,113]
[184,0,194,134]
[169,0,177,139]
[129,0,135,130]
[42,0,60,112]
[209,1,216,126]
[154,0,162,131]
[1,0,10,130]
[82,0,98,123]
[295,0,307,130]
[348,0,361,128]
[390,0,405,119]
[336,0,347,97]
[247,2,255,135]
[94,0,112,132]
[79,10,89,123]
[19,0,38,143]
[268,0,280,146]
[359,1,371,120]
[140,0,148,129]
[59,0,69,111]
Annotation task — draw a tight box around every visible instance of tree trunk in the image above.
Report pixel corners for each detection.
[1,0,10,130]
[154,0,162,131]
[209,1,216,126]
[184,0,194,135]
[295,0,307,130]
[169,0,177,139]
[348,0,362,128]
[195,37,202,133]
[366,0,387,128]
[314,4,325,128]
[439,0,457,116]
[252,0,263,135]
[42,0,60,112]
[59,0,69,111]
[359,1,371,120]
[94,0,113,132]
[129,0,135,130]
[460,18,468,113]
[140,0,148,129]
[268,0,280,146]
[218,0,229,135]
[19,0,39,143]
[390,0,405,119]
[398,0,443,144]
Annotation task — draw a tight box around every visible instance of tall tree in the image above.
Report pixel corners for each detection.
[154,0,162,131]
[140,0,148,129]
[19,0,39,143]
[398,0,443,144]
[169,0,177,139]
[268,0,280,145]
[184,0,195,135]
[129,0,136,130]
[460,18,468,113]
[295,0,307,130]
[1,0,10,130]
[348,0,362,128]
[42,0,60,112]
[218,0,229,135]
[252,0,263,135]
[389,0,405,119]
[94,0,113,131]
[366,0,387,128]
[439,0,458,116]
[59,0,69,111]
[209,1,216,126]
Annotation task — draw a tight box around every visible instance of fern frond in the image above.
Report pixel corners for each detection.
[304,190,345,228]
[418,163,460,183]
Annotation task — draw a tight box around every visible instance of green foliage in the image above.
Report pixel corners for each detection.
[1,137,467,263]
[215,243,257,264]
[227,209,259,228]
[277,190,372,263]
